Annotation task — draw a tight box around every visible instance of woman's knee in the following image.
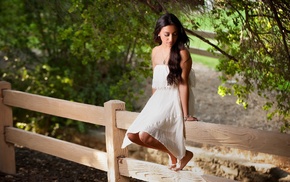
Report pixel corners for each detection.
[127,133,139,142]
[139,132,152,144]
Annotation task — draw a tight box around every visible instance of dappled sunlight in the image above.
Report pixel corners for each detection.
[79,149,108,171]
[200,145,290,173]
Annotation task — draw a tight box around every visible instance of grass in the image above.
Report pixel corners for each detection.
[191,54,219,70]
[189,34,219,70]
[189,35,215,49]
[187,13,220,70]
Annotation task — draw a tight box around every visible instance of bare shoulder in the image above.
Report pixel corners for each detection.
[151,46,161,65]
[180,48,192,63]
[180,48,192,78]
[152,46,160,57]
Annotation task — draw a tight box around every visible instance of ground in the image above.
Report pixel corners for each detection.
[0,62,289,182]
[0,147,109,182]
[192,62,283,131]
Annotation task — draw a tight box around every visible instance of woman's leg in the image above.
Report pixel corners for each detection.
[173,150,193,171]
[127,132,193,171]
[138,132,194,170]
[127,132,177,167]
[127,132,152,148]
[139,132,178,167]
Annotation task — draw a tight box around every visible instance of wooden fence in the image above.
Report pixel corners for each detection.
[188,30,222,59]
[1,81,290,182]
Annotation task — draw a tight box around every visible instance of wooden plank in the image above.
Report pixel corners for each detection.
[118,158,236,182]
[118,157,205,182]
[116,110,138,130]
[104,100,129,182]
[189,48,222,59]
[3,90,106,126]
[0,81,16,174]
[185,122,290,157]
[202,174,237,182]
[5,127,108,171]
[191,30,217,39]
[116,111,290,157]
[187,30,221,59]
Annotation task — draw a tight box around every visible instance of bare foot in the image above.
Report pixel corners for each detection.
[173,150,193,171]
[168,163,176,170]
[168,154,177,170]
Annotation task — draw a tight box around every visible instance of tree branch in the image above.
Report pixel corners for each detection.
[136,0,164,14]
[266,0,290,62]
[185,28,239,62]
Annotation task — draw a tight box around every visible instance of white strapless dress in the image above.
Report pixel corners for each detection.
[121,64,195,160]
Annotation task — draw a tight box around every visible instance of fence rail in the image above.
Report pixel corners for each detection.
[1,81,290,181]
[3,89,106,125]
[5,127,108,171]
[188,30,222,59]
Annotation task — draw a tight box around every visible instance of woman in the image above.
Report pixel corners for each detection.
[121,13,198,171]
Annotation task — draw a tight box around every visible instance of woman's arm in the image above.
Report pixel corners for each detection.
[178,49,194,120]
[152,47,157,95]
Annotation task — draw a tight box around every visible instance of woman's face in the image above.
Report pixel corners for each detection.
[158,25,178,48]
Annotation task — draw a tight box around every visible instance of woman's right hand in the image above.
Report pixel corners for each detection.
[184,115,198,121]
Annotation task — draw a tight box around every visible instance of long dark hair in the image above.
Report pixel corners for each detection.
[153,13,190,85]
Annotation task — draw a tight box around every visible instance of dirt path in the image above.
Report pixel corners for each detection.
[192,62,282,131]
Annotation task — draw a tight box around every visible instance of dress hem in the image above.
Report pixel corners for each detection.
[123,130,185,160]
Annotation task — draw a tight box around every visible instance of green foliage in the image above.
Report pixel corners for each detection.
[3,0,289,134]
[161,0,290,132]
[0,0,156,136]
[209,0,290,131]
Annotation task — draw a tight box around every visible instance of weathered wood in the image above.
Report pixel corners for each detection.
[187,30,221,59]
[189,48,222,59]
[2,82,290,181]
[116,110,138,130]
[116,112,290,157]
[185,121,290,157]
[191,30,217,39]
[0,81,15,174]
[5,127,108,171]
[104,100,129,182]
[201,174,237,182]
[118,158,237,182]
[3,90,106,126]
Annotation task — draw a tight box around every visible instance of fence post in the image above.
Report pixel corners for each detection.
[104,100,129,182]
[0,81,15,174]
